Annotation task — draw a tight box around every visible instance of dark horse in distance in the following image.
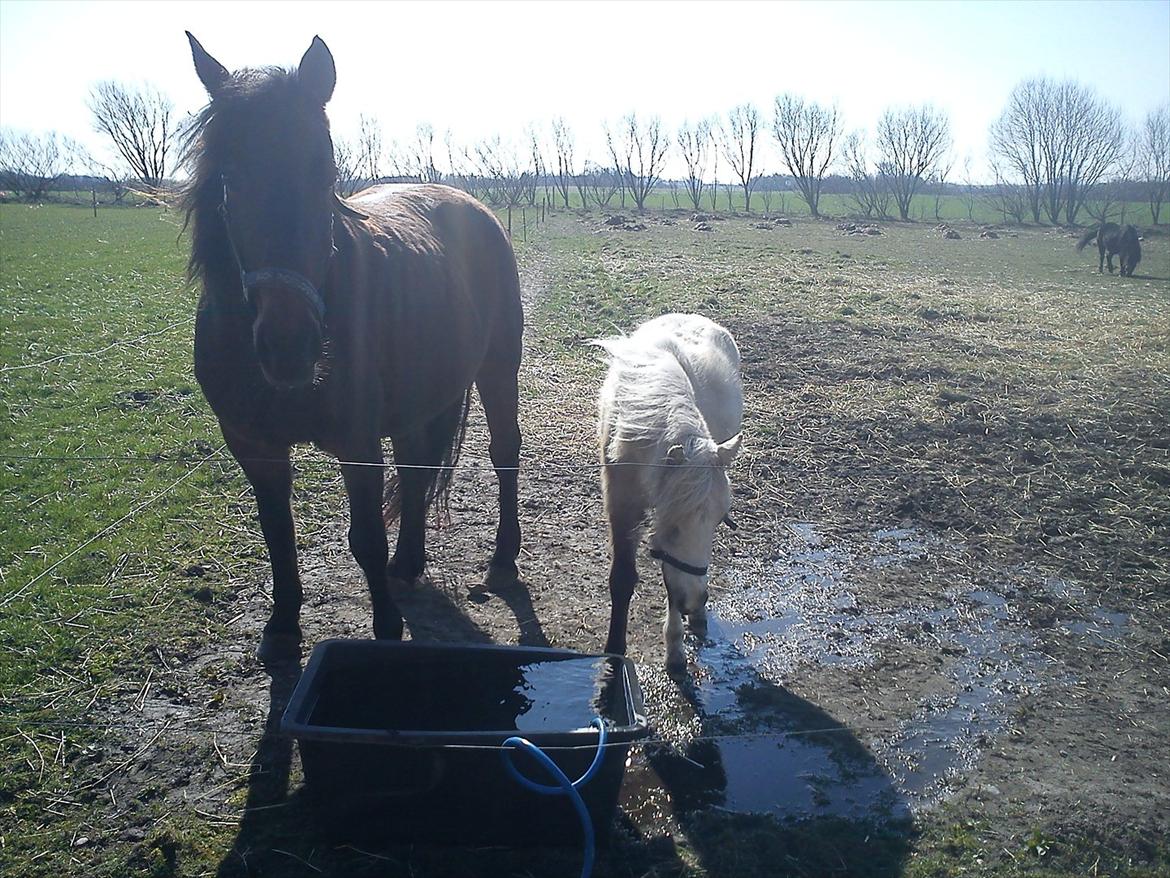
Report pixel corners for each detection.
[183,34,524,661]
[1076,222,1142,277]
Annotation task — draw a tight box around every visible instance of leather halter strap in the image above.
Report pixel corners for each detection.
[217,178,328,321]
[649,547,708,578]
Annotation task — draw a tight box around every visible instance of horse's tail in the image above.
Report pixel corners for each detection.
[382,389,472,527]
[1075,226,1099,252]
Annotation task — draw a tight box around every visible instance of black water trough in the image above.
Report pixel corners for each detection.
[281,639,648,846]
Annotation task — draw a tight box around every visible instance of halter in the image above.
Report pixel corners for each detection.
[649,515,736,578]
[649,547,709,578]
[217,176,329,322]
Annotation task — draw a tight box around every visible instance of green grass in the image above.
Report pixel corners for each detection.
[2,202,1167,878]
[0,204,252,876]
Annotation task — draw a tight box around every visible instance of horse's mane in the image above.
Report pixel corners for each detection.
[594,335,722,527]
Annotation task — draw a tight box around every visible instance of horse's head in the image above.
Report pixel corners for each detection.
[651,433,742,618]
[186,33,339,390]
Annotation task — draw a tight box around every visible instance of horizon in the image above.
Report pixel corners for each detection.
[1,0,1168,184]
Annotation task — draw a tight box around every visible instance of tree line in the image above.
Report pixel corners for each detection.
[1,77,1167,226]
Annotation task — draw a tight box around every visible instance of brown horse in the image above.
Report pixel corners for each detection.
[182,34,523,661]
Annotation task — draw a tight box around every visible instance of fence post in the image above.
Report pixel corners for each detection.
[92,189,98,218]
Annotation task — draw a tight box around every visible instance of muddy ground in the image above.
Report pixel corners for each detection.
[53,214,1170,877]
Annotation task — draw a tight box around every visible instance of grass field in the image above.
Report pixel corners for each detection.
[1,202,1168,878]
[512,188,1161,227]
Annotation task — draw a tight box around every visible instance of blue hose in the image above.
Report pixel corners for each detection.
[502,718,608,878]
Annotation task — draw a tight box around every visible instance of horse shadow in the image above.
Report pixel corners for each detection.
[214,657,307,878]
[468,573,552,648]
[624,640,915,878]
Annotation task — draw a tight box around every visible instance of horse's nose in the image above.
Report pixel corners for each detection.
[254,319,320,389]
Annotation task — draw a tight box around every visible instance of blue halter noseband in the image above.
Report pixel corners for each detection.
[217,177,328,321]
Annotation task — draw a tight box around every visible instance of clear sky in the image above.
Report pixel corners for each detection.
[1,0,1167,182]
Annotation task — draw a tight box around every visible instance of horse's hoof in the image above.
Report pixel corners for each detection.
[257,629,301,664]
[665,656,688,678]
[689,615,709,639]
[483,562,519,593]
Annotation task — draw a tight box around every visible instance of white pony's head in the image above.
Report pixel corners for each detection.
[650,433,742,617]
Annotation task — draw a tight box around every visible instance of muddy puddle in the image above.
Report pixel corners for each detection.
[623,522,1131,825]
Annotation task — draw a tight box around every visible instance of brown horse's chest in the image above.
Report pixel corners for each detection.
[194,300,351,448]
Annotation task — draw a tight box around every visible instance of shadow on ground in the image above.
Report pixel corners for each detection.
[211,574,912,878]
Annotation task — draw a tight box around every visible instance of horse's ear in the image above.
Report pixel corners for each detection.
[297,36,336,106]
[187,32,230,100]
[665,444,687,465]
[716,433,742,467]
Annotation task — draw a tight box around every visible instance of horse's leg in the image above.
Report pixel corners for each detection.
[387,400,466,584]
[477,363,522,589]
[602,467,644,656]
[222,429,301,662]
[339,444,402,641]
[664,594,686,675]
[1098,238,1106,273]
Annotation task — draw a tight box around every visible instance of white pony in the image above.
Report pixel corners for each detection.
[594,313,743,672]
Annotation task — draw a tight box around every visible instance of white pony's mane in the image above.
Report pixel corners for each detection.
[593,335,722,527]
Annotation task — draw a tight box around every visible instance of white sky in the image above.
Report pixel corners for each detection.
[1,0,1168,182]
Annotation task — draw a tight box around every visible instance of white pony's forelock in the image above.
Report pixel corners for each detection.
[593,333,722,527]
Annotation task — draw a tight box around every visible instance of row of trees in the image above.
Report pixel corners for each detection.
[1,77,1167,226]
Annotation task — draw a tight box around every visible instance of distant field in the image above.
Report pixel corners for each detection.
[515,188,1161,226]
[24,184,1163,228]
[1,202,1168,878]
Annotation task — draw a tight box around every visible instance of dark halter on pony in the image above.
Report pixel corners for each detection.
[650,513,738,577]
[217,175,330,321]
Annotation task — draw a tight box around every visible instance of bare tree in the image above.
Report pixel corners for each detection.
[332,136,363,196]
[842,131,890,219]
[609,113,669,213]
[444,130,485,199]
[525,126,545,207]
[984,160,1028,224]
[709,145,719,211]
[583,161,619,209]
[473,135,533,232]
[875,104,951,220]
[931,157,954,221]
[550,118,576,208]
[959,155,978,222]
[0,129,80,201]
[355,114,384,185]
[88,81,173,189]
[772,94,840,218]
[719,103,762,212]
[410,123,442,183]
[676,118,712,211]
[990,77,1125,225]
[1084,136,1138,225]
[1139,104,1169,225]
[989,79,1047,223]
[1049,82,1125,225]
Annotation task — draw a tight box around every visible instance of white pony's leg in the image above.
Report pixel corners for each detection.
[664,604,685,672]
[689,603,707,636]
